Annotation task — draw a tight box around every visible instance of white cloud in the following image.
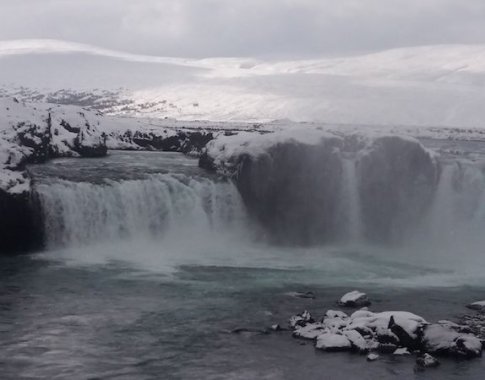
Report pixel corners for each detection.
[0,0,485,57]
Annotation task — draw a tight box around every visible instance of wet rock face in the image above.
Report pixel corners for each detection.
[234,138,343,245]
[0,190,42,254]
[359,136,437,243]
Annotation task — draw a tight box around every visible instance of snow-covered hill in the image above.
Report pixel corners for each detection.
[1,39,485,128]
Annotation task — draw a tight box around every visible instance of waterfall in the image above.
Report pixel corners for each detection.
[423,161,485,244]
[427,163,457,240]
[340,158,363,243]
[35,174,250,249]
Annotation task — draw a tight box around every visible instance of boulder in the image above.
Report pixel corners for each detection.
[338,291,371,307]
[467,301,485,312]
[367,353,379,361]
[289,310,314,329]
[342,329,368,352]
[422,324,482,358]
[293,323,327,340]
[393,347,411,355]
[416,353,440,368]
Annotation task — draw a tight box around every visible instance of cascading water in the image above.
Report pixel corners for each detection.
[35,174,249,249]
[27,144,485,273]
[340,157,363,243]
[423,161,485,241]
[426,163,458,240]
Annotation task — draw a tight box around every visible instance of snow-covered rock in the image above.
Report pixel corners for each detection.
[289,310,314,329]
[342,329,368,352]
[393,347,411,355]
[293,323,326,340]
[416,353,440,368]
[315,333,352,351]
[0,98,107,193]
[338,291,371,308]
[459,313,485,341]
[285,291,316,299]
[325,310,349,320]
[422,324,482,358]
[467,301,485,312]
[287,304,483,364]
[367,353,379,361]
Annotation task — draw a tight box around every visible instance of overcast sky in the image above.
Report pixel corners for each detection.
[1,0,485,58]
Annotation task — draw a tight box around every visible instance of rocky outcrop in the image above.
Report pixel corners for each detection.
[200,130,439,245]
[0,98,107,254]
[129,130,214,155]
[287,307,482,363]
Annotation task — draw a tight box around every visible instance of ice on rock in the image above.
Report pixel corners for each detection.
[315,333,352,351]
[338,291,371,307]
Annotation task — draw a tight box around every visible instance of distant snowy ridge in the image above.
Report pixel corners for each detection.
[2,40,485,81]
[2,40,485,127]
